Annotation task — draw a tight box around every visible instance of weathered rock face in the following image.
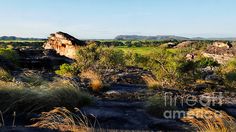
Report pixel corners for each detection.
[212,41,232,48]
[203,41,236,64]
[175,41,195,48]
[43,32,86,59]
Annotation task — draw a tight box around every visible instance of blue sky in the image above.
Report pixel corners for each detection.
[0,0,235,39]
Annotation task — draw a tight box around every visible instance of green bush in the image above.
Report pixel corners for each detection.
[195,57,219,68]
[97,47,125,69]
[218,58,236,88]
[146,48,185,87]
[76,44,125,70]
[55,63,79,77]
[125,52,150,69]
[0,48,19,64]
[146,94,177,117]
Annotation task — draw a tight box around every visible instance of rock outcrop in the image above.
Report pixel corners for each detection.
[203,41,236,64]
[175,41,195,48]
[43,32,86,59]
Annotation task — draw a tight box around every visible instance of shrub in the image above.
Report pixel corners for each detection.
[181,107,236,132]
[76,44,125,70]
[147,48,185,87]
[195,57,219,68]
[0,48,19,64]
[76,43,98,70]
[55,63,79,77]
[145,94,177,117]
[97,47,125,69]
[125,52,150,69]
[217,58,236,89]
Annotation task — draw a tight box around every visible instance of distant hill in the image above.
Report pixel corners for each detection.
[115,35,189,41]
[0,36,45,41]
[115,35,236,41]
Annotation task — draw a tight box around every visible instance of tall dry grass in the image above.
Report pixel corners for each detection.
[142,75,160,89]
[0,79,92,114]
[80,70,103,91]
[0,67,12,81]
[30,107,90,132]
[181,107,236,132]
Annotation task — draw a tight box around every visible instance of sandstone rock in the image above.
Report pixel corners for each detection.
[203,41,236,64]
[205,74,223,84]
[186,53,195,61]
[43,32,86,59]
[213,41,231,48]
[175,41,194,48]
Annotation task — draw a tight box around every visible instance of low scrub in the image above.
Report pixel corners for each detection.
[0,48,19,64]
[218,58,236,89]
[55,63,79,77]
[145,94,177,117]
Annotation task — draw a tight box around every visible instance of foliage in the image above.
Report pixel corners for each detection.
[97,47,125,69]
[76,43,98,70]
[146,94,177,117]
[146,48,185,87]
[55,63,79,77]
[195,57,219,68]
[76,44,126,70]
[0,48,19,64]
[218,58,236,88]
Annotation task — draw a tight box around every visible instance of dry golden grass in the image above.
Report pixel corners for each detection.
[0,67,12,81]
[80,70,103,91]
[142,75,160,89]
[0,79,92,114]
[30,107,89,132]
[181,107,236,132]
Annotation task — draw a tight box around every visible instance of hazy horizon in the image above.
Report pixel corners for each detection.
[0,0,236,39]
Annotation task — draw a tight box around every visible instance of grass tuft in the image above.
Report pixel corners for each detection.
[80,70,103,91]
[181,107,236,132]
[30,107,90,132]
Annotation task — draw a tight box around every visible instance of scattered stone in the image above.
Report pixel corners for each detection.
[213,41,232,48]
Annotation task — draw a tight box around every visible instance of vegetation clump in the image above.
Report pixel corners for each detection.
[181,107,236,132]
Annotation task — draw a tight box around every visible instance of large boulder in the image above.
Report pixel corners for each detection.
[43,32,86,59]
